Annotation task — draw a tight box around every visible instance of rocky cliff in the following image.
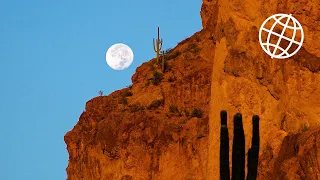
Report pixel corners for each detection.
[65,0,320,179]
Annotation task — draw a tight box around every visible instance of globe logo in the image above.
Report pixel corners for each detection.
[259,14,304,59]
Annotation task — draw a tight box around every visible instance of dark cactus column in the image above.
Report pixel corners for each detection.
[246,115,260,180]
[220,110,230,180]
[232,113,245,180]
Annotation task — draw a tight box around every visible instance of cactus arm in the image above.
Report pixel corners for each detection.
[220,110,230,180]
[159,39,163,50]
[232,113,245,180]
[153,38,157,52]
[246,115,260,180]
[161,50,165,72]
[251,115,260,148]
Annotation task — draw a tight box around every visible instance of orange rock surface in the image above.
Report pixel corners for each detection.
[65,0,320,179]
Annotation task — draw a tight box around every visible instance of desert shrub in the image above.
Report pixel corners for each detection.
[300,123,309,132]
[122,90,133,97]
[98,90,103,96]
[184,53,192,60]
[148,60,157,71]
[168,76,174,82]
[195,35,201,42]
[191,108,203,118]
[164,48,173,55]
[152,71,163,85]
[186,43,201,54]
[166,51,181,60]
[118,97,128,105]
[163,48,181,60]
[147,99,163,109]
[183,109,190,117]
[169,105,179,113]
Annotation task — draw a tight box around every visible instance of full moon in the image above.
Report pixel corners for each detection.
[105,43,134,70]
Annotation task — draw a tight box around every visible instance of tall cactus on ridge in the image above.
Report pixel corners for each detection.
[219,111,260,180]
[160,50,165,72]
[153,27,163,64]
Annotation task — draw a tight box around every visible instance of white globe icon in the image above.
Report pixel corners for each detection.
[259,14,304,59]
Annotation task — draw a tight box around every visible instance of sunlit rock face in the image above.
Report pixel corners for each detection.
[205,0,320,179]
[65,29,213,179]
[65,0,320,179]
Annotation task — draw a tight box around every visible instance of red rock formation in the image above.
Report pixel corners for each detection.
[65,34,213,179]
[65,0,320,179]
[206,0,320,179]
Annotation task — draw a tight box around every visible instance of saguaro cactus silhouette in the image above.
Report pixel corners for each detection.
[152,27,163,64]
[247,114,260,180]
[219,110,260,180]
[220,111,230,179]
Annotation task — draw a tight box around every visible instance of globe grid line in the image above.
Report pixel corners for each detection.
[259,13,304,59]
[271,14,304,58]
[271,16,303,30]
[265,15,287,58]
[261,28,301,45]
[261,43,290,56]
[278,16,300,58]
[271,14,292,58]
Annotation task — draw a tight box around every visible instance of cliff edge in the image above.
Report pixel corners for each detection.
[65,0,320,179]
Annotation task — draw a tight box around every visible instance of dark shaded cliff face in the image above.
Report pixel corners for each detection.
[65,0,320,179]
[258,129,320,180]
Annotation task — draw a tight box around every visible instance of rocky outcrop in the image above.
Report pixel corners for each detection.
[206,0,320,179]
[64,32,214,179]
[65,0,320,179]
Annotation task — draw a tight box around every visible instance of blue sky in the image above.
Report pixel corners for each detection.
[0,0,202,179]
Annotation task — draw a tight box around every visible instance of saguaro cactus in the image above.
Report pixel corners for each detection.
[153,27,163,64]
[247,115,260,180]
[160,50,165,72]
[232,113,246,180]
[220,110,230,180]
[219,111,260,180]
